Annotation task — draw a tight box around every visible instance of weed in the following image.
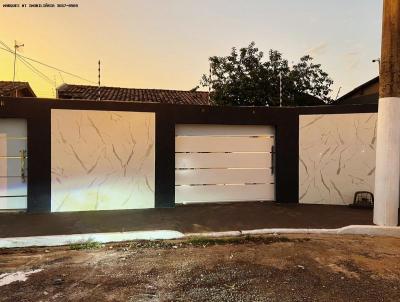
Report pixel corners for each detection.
[69,240,103,250]
[185,235,296,247]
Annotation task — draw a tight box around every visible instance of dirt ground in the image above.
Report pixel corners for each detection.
[0,235,399,302]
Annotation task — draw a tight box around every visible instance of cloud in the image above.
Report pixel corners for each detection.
[344,47,362,71]
[347,59,361,70]
[345,50,361,57]
[308,42,329,56]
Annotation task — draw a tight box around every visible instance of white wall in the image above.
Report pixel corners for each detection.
[299,113,377,205]
[51,109,155,212]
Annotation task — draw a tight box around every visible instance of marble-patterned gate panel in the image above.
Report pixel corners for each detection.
[51,109,155,212]
[299,113,377,205]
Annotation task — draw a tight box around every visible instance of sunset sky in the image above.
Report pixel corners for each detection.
[0,0,382,99]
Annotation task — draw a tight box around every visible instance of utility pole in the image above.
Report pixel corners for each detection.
[374,0,400,226]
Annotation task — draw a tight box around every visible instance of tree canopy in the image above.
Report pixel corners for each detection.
[200,42,334,106]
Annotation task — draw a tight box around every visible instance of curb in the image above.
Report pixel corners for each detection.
[185,225,400,238]
[0,230,185,249]
[0,225,399,249]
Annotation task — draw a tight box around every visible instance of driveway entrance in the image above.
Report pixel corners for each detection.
[175,124,275,204]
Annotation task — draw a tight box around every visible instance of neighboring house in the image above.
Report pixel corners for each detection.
[56,83,326,106]
[336,76,379,105]
[57,84,210,105]
[290,93,326,106]
[0,81,36,98]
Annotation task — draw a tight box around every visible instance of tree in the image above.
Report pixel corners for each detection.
[200,42,334,106]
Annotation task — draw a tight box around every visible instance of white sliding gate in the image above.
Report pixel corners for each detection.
[0,119,28,211]
[175,124,275,204]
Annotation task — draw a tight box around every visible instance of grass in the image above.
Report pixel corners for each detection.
[69,240,103,250]
[130,235,300,249]
[185,235,293,247]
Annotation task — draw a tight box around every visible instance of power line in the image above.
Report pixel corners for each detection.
[18,56,55,86]
[0,40,10,50]
[0,41,96,84]
[0,40,54,86]
[59,72,65,84]
[18,53,54,84]
[0,44,95,84]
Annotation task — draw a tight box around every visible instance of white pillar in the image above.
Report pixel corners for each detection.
[374,97,400,226]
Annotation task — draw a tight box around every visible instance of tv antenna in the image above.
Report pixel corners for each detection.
[13,40,24,82]
[335,86,342,101]
[97,60,101,101]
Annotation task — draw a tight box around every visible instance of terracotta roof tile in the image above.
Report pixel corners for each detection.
[57,84,210,105]
[0,81,36,97]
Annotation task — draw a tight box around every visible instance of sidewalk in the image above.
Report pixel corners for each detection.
[0,202,374,238]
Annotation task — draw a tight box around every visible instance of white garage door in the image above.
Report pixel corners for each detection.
[175,124,275,204]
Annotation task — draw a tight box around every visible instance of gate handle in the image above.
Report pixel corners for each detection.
[271,145,275,175]
[20,149,27,183]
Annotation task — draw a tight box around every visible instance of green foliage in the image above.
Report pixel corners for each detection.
[69,240,103,250]
[201,42,334,106]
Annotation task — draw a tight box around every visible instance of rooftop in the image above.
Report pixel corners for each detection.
[0,81,36,97]
[337,76,379,103]
[57,84,210,105]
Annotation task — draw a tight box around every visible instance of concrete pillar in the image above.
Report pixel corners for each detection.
[374,0,400,226]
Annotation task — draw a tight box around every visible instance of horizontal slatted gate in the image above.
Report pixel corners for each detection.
[175,124,275,204]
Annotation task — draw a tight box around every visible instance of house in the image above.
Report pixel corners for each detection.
[0,94,377,214]
[0,81,36,98]
[336,76,379,105]
[56,83,326,106]
[57,84,210,105]
[289,93,327,106]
